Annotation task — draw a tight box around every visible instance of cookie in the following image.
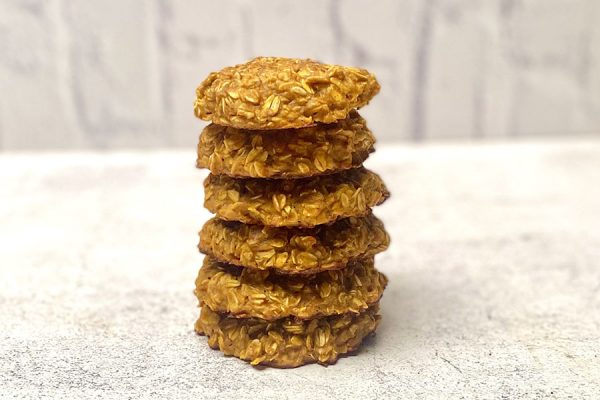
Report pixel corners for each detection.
[197,111,375,179]
[195,304,380,368]
[195,256,386,320]
[203,167,389,227]
[194,57,380,129]
[199,214,389,274]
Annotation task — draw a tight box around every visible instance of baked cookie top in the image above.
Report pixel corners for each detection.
[203,167,390,227]
[195,303,380,367]
[195,256,386,321]
[197,111,375,179]
[194,57,380,129]
[198,214,389,274]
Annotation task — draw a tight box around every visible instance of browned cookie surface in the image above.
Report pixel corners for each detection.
[194,57,380,129]
[199,214,389,273]
[203,167,389,227]
[195,256,386,320]
[197,111,375,179]
[195,304,380,368]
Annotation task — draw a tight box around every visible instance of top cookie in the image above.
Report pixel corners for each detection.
[194,57,380,129]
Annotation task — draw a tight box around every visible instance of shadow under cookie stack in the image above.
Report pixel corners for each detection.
[193,57,390,368]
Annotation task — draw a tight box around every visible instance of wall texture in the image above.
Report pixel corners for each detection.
[1,0,599,149]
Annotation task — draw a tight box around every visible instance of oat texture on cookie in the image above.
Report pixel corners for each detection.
[195,256,386,320]
[193,57,390,368]
[194,57,380,130]
[196,111,375,179]
[204,167,389,227]
[198,214,389,273]
[195,304,381,368]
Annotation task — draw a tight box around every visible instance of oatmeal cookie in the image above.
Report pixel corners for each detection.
[195,256,386,320]
[195,304,380,368]
[203,167,389,227]
[199,214,389,273]
[197,111,375,178]
[194,57,380,129]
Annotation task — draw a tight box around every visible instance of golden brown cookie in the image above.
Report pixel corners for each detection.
[194,57,380,129]
[195,256,386,320]
[196,111,375,179]
[195,304,380,368]
[199,214,389,274]
[203,167,389,227]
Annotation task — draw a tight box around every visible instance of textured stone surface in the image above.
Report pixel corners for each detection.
[1,141,599,398]
[1,0,600,149]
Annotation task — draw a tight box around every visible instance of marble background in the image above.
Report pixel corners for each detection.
[1,0,599,149]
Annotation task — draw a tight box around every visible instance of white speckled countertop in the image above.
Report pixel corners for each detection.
[1,140,599,399]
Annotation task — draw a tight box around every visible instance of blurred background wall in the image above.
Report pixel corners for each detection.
[1,0,599,149]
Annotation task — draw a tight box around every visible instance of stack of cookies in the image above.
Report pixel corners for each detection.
[192,57,390,368]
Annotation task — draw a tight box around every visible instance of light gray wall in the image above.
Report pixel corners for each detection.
[1,0,599,149]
